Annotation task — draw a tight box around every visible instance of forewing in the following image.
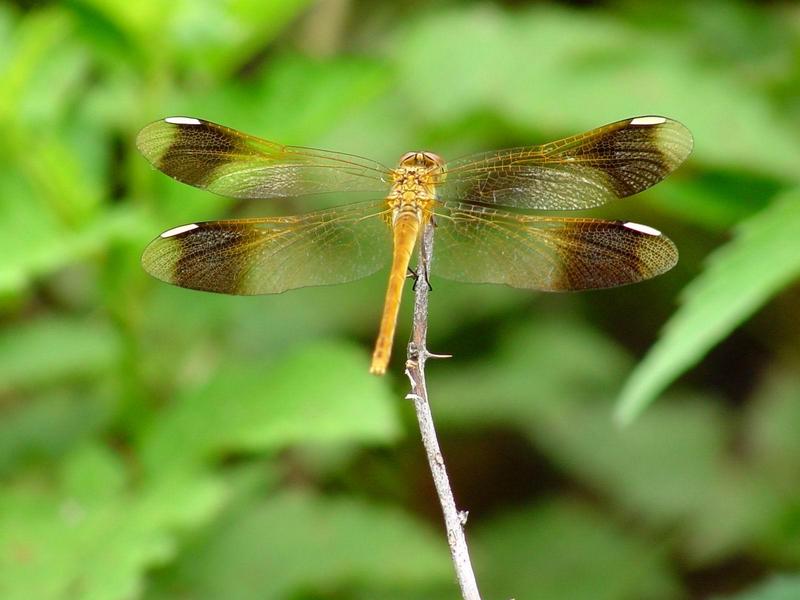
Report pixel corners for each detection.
[136,117,391,199]
[436,116,692,210]
[142,200,392,295]
[431,201,677,291]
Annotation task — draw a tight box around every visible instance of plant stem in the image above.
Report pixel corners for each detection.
[405,220,482,600]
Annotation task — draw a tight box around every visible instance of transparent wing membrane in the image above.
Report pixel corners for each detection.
[138,116,689,295]
[142,200,392,295]
[431,201,678,291]
[435,116,693,210]
[137,117,392,199]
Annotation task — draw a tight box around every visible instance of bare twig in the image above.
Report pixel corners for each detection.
[405,220,482,600]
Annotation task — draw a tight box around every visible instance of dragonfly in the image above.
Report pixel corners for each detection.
[137,115,692,375]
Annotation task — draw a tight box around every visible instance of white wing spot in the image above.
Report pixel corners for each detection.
[161,223,199,238]
[165,116,202,125]
[630,116,667,126]
[624,222,661,236]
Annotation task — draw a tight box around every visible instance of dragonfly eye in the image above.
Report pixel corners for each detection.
[421,152,445,171]
[398,151,421,167]
[398,151,445,171]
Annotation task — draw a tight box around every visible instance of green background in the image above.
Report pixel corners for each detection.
[1,0,799,598]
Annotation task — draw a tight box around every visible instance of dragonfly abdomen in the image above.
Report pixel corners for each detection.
[370,212,420,375]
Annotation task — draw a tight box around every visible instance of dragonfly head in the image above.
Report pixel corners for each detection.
[398,151,445,172]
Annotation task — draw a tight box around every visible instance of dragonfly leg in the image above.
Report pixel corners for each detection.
[422,269,432,292]
[408,267,433,292]
[407,266,419,291]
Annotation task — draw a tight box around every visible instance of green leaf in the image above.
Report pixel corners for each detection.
[0,9,72,122]
[0,166,145,294]
[147,491,452,600]
[431,315,630,427]
[169,0,315,77]
[648,170,776,231]
[0,389,113,477]
[529,396,734,528]
[434,316,775,564]
[75,0,313,76]
[0,443,225,600]
[346,585,456,600]
[0,316,122,393]
[716,575,800,600]
[139,342,400,473]
[617,188,800,424]
[202,55,392,145]
[395,5,800,180]
[517,389,786,565]
[745,368,800,485]
[474,500,680,600]
[681,466,778,565]
[737,368,800,565]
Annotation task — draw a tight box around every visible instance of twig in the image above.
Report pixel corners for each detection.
[405,220,482,600]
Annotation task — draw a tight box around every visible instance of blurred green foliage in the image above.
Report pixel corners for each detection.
[0,0,799,598]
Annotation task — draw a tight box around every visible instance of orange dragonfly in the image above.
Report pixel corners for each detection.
[137,116,692,374]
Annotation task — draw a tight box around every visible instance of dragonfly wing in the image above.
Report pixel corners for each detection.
[436,116,692,210]
[136,117,391,199]
[142,200,392,295]
[431,202,677,291]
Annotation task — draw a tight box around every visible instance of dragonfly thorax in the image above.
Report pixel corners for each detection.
[390,151,445,210]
